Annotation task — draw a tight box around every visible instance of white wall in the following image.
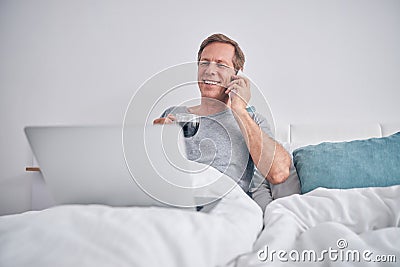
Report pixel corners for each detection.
[1,0,399,215]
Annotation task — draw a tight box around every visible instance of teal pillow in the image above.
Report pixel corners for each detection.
[293,132,400,194]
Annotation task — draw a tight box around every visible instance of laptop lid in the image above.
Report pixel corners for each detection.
[24,125,197,208]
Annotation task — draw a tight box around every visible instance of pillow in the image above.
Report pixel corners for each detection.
[293,132,400,194]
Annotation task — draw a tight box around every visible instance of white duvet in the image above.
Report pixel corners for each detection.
[233,185,400,267]
[0,175,263,267]
[2,181,399,267]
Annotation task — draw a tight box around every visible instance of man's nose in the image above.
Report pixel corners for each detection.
[204,62,218,75]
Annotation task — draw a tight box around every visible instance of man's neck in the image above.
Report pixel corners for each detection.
[188,97,229,116]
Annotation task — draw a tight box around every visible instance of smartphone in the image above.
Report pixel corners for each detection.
[233,69,244,80]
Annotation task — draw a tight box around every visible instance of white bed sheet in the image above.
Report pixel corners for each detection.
[0,174,263,267]
[232,185,400,267]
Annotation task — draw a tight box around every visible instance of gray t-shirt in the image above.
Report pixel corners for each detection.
[161,106,273,194]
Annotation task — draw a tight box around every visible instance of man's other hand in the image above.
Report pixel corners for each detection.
[153,114,176,124]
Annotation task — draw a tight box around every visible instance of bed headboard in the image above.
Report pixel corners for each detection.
[282,123,400,150]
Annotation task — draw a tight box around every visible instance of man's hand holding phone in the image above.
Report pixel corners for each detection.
[225,71,251,112]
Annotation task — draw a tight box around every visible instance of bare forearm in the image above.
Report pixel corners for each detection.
[225,74,291,184]
[232,109,291,184]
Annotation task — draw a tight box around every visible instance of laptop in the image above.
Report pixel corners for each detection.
[24,125,227,210]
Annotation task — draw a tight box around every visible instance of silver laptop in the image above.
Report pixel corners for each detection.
[25,125,222,210]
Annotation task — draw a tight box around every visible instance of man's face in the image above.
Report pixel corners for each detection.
[197,42,236,103]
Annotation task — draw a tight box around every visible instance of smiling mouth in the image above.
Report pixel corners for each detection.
[202,80,220,86]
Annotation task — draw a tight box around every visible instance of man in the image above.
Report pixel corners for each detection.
[154,33,297,207]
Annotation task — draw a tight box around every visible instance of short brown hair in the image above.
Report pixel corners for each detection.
[197,33,245,71]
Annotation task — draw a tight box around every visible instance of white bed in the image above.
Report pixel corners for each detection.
[233,185,400,267]
[1,123,399,267]
[230,123,400,267]
[0,173,262,267]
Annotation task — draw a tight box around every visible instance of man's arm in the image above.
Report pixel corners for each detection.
[226,75,291,184]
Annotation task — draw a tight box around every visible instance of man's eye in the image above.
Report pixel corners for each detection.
[217,63,228,69]
[199,61,210,67]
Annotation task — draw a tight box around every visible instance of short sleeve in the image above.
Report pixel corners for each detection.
[160,106,176,118]
[250,112,274,139]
